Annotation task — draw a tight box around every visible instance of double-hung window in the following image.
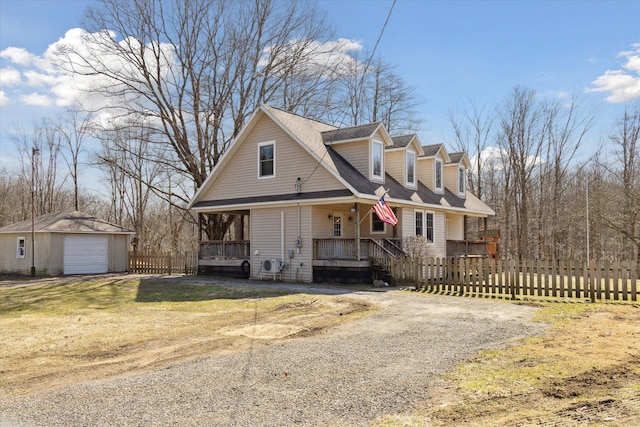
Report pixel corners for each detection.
[16,237,26,259]
[372,140,383,180]
[425,211,434,242]
[406,151,416,187]
[435,159,443,191]
[258,141,275,178]
[371,211,385,233]
[415,210,434,242]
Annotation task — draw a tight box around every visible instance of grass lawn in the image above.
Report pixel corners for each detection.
[0,275,373,396]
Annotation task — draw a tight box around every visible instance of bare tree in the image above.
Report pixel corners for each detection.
[11,121,69,216]
[598,105,640,261]
[332,55,422,133]
[97,119,164,249]
[55,107,95,211]
[496,87,547,259]
[449,99,496,232]
[536,95,595,259]
[53,0,339,239]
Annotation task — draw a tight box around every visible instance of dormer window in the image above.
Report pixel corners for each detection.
[435,159,443,191]
[372,139,383,180]
[258,141,275,178]
[458,166,465,195]
[406,151,416,187]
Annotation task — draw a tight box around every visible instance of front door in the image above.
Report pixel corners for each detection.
[333,214,343,257]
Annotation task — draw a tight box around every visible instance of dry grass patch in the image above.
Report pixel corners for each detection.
[375,301,640,427]
[0,277,372,396]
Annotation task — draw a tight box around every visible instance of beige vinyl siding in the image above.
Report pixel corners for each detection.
[0,233,28,274]
[201,115,345,202]
[250,206,313,283]
[385,150,404,187]
[446,214,465,241]
[398,209,446,258]
[331,139,369,178]
[418,157,434,191]
[433,211,447,257]
[312,206,356,239]
[110,235,130,272]
[0,232,52,275]
[49,233,63,275]
[444,164,459,195]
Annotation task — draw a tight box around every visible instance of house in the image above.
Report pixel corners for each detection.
[188,105,494,284]
[0,211,135,276]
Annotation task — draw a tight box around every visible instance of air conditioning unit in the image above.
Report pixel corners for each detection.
[263,259,281,273]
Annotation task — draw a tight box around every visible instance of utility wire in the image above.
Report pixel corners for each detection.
[300,0,397,186]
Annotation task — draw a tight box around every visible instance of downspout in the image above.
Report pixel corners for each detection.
[297,203,301,254]
[281,211,285,262]
[355,203,360,261]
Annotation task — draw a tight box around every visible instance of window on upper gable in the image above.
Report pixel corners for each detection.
[458,166,466,195]
[435,159,443,191]
[372,140,383,180]
[406,151,416,187]
[16,237,26,259]
[258,141,275,178]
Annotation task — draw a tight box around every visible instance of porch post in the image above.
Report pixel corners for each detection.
[355,203,361,261]
[463,215,468,241]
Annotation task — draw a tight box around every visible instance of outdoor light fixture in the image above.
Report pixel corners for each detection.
[31,147,40,277]
[328,213,333,220]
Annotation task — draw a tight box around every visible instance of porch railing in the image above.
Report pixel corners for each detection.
[446,240,488,258]
[199,240,250,259]
[314,238,360,259]
[313,238,395,268]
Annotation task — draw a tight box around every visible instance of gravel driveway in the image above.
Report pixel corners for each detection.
[1,284,545,427]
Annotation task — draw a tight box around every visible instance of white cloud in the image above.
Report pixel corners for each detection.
[0,27,178,114]
[589,43,640,103]
[470,146,543,174]
[20,92,53,106]
[0,91,9,106]
[0,47,40,66]
[0,68,21,86]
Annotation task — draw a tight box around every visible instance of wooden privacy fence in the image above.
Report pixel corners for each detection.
[129,251,198,275]
[391,257,639,302]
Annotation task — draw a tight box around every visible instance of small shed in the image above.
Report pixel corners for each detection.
[0,211,135,276]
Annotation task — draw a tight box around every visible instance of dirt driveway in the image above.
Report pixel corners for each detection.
[0,281,544,427]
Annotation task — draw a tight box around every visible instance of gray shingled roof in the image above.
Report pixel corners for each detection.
[387,134,415,149]
[448,152,465,164]
[421,144,443,157]
[321,122,381,144]
[192,190,353,209]
[0,211,135,234]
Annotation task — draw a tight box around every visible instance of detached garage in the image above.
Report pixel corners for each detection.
[0,211,135,276]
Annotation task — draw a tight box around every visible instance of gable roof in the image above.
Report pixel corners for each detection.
[447,151,472,169]
[189,105,494,216]
[321,122,382,144]
[0,211,135,234]
[420,143,451,163]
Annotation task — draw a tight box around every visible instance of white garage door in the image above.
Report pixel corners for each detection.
[63,235,109,275]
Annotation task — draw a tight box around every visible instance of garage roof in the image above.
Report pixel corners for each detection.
[0,211,135,234]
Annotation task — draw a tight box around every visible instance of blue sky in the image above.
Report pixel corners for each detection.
[1,0,639,171]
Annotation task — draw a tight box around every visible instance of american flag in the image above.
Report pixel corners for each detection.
[372,196,398,226]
